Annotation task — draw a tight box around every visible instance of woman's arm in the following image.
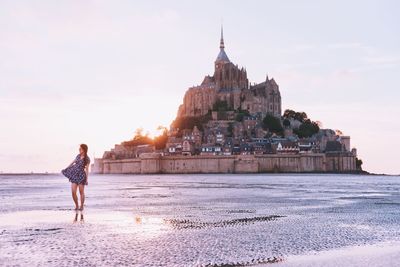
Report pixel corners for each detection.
[85,165,89,185]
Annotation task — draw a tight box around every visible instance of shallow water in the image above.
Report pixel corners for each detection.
[0,173,399,266]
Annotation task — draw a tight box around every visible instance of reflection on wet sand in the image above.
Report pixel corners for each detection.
[123,215,168,238]
[73,211,84,223]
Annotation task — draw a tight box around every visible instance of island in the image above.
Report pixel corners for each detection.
[92,28,362,174]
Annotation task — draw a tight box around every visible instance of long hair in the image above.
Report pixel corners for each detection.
[80,144,88,167]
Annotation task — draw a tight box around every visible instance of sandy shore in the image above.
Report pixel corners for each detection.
[1,173,399,266]
[273,241,400,267]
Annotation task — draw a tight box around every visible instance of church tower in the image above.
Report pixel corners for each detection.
[213,26,248,91]
[177,25,280,119]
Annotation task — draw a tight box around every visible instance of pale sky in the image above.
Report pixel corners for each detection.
[0,0,399,174]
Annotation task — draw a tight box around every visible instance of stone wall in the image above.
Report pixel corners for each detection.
[161,155,235,173]
[102,158,141,174]
[325,154,356,172]
[234,155,259,173]
[255,154,325,172]
[179,85,216,117]
[93,153,357,174]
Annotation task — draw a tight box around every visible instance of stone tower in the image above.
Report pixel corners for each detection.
[214,26,249,91]
[177,27,281,119]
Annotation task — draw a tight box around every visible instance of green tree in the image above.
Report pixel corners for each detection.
[356,157,363,170]
[283,109,320,138]
[293,119,320,138]
[154,129,168,150]
[282,118,291,127]
[171,113,212,132]
[262,114,283,136]
[283,109,308,123]
[235,108,250,122]
[123,128,153,146]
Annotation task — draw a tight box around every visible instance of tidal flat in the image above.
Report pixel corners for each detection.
[0,173,399,266]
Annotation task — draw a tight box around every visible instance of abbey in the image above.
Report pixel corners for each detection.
[177,28,282,119]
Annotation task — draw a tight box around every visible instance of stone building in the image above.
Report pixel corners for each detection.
[177,27,282,119]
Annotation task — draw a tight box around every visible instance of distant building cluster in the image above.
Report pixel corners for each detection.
[164,127,355,158]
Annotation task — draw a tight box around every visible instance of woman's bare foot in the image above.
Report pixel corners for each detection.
[74,206,79,211]
[79,205,84,211]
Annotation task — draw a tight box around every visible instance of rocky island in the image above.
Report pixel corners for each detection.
[92,28,361,174]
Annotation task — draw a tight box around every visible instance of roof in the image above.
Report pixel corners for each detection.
[325,141,343,152]
[215,48,230,63]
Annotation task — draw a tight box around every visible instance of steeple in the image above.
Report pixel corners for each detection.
[215,25,230,64]
[220,25,225,49]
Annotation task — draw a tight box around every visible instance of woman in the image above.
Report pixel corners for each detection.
[62,144,90,210]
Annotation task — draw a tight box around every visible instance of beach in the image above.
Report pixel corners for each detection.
[0,173,399,266]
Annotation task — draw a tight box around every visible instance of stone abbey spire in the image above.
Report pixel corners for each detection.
[220,25,225,49]
[215,25,230,64]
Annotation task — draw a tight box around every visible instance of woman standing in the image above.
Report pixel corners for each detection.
[62,144,90,210]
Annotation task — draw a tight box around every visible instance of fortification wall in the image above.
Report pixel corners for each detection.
[234,155,259,173]
[93,153,357,174]
[102,158,141,174]
[325,154,356,172]
[255,154,325,172]
[161,155,235,173]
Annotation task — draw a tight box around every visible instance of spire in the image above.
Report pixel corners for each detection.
[220,25,225,49]
[215,24,230,64]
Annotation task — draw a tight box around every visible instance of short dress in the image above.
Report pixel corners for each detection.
[62,154,90,185]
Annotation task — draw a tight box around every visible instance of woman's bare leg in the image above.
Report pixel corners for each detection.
[78,184,85,210]
[71,183,79,210]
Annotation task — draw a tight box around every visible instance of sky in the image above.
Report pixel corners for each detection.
[0,0,399,174]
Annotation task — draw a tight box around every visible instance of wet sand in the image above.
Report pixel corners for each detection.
[273,241,400,267]
[0,173,399,266]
